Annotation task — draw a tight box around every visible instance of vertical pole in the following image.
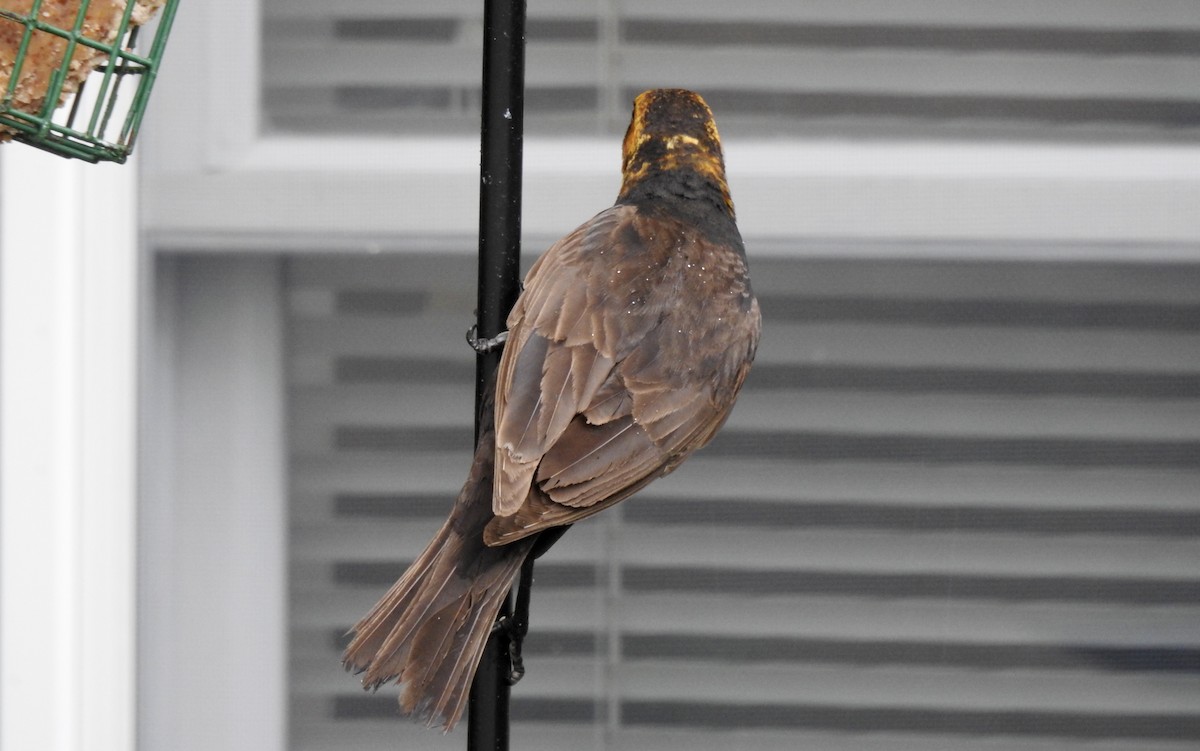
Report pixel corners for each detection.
[473,0,527,431]
[469,0,526,749]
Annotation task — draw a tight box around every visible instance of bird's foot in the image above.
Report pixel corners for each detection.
[492,550,543,686]
[466,325,509,354]
[491,613,526,686]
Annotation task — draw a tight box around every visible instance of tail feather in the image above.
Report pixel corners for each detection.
[342,435,537,731]
[345,523,455,687]
[412,581,511,725]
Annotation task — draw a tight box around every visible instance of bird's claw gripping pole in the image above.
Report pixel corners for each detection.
[489,556,534,687]
[465,325,509,354]
[487,522,572,689]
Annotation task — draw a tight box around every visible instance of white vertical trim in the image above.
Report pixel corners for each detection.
[0,148,138,751]
[138,257,287,751]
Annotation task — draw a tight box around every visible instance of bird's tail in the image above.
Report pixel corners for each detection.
[341,433,535,731]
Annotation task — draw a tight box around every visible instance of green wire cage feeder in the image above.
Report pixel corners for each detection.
[0,0,179,163]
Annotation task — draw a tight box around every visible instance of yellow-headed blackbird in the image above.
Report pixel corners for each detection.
[342,88,761,731]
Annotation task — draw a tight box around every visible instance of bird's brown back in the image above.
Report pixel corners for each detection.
[486,89,760,545]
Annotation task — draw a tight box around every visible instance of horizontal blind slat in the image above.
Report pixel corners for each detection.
[289,386,1200,440]
[292,657,1200,716]
[266,0,1200,32]
[263,43,1200,100]
[292,588,1200,648]
[294,454,1200,513]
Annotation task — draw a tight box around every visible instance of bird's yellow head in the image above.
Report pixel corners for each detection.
[618,89,733,216]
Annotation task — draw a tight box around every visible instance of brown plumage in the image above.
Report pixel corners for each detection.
[341,88,761,731]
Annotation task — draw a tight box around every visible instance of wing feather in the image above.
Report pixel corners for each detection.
[537,344,581,445]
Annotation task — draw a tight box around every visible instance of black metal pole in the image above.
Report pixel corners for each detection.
[468,0,526,749]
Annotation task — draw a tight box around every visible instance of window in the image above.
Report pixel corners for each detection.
[136,2,1200,751]
[262,0,1200,141]
[280,251,1200,750]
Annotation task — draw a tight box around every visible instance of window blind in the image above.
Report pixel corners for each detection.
[262,0,1200,139]
[285,250,1200,751]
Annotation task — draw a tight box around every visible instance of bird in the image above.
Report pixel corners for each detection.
[341,88,761,731]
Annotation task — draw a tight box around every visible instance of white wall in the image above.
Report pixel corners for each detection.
[0,148,137,751]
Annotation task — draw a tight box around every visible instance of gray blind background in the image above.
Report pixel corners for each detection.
[263,0,1200,140]
[285,252,1200,750]
[266,1,1200,748]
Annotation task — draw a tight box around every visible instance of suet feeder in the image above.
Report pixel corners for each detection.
[0,0,179,163]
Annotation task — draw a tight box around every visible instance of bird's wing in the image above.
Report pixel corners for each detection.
[487,205,742,545]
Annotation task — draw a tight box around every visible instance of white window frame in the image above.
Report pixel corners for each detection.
[141,4,1200,256]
